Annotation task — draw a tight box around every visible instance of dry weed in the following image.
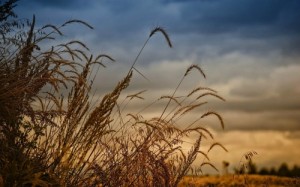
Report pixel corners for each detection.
[0,4,226,186]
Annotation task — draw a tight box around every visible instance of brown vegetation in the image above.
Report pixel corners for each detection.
[0,1,227,186]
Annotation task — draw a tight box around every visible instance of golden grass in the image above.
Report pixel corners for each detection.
[179,175,300,187]
[1,6,227,186]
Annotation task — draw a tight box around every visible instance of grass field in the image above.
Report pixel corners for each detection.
[179,175,300,187]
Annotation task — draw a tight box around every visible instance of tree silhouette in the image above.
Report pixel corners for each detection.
[278,163,290,177]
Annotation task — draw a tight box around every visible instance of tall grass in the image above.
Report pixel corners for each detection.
[0,11,226,187]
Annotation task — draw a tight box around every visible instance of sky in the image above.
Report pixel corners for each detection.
[15,0,300,173]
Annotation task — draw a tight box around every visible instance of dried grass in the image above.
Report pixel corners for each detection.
[0,10,226,187]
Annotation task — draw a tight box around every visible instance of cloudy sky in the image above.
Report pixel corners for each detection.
[15,0,300,173]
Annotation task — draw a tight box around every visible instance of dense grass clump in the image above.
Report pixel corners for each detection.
[0,2,226,186]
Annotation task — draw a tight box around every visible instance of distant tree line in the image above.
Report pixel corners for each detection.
[258,163,300,178]
[234,160,300,178]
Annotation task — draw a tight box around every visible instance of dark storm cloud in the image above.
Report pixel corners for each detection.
[168,0,300,37]
[14,0,300,57]
[24,0,86,9]
[16,0,300,37]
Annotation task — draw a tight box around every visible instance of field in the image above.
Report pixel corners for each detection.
[179,175,300,187]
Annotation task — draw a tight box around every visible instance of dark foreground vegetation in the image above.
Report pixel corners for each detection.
[0,1,227,186]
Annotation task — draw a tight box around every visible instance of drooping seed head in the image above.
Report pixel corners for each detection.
[149,26,172,48]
